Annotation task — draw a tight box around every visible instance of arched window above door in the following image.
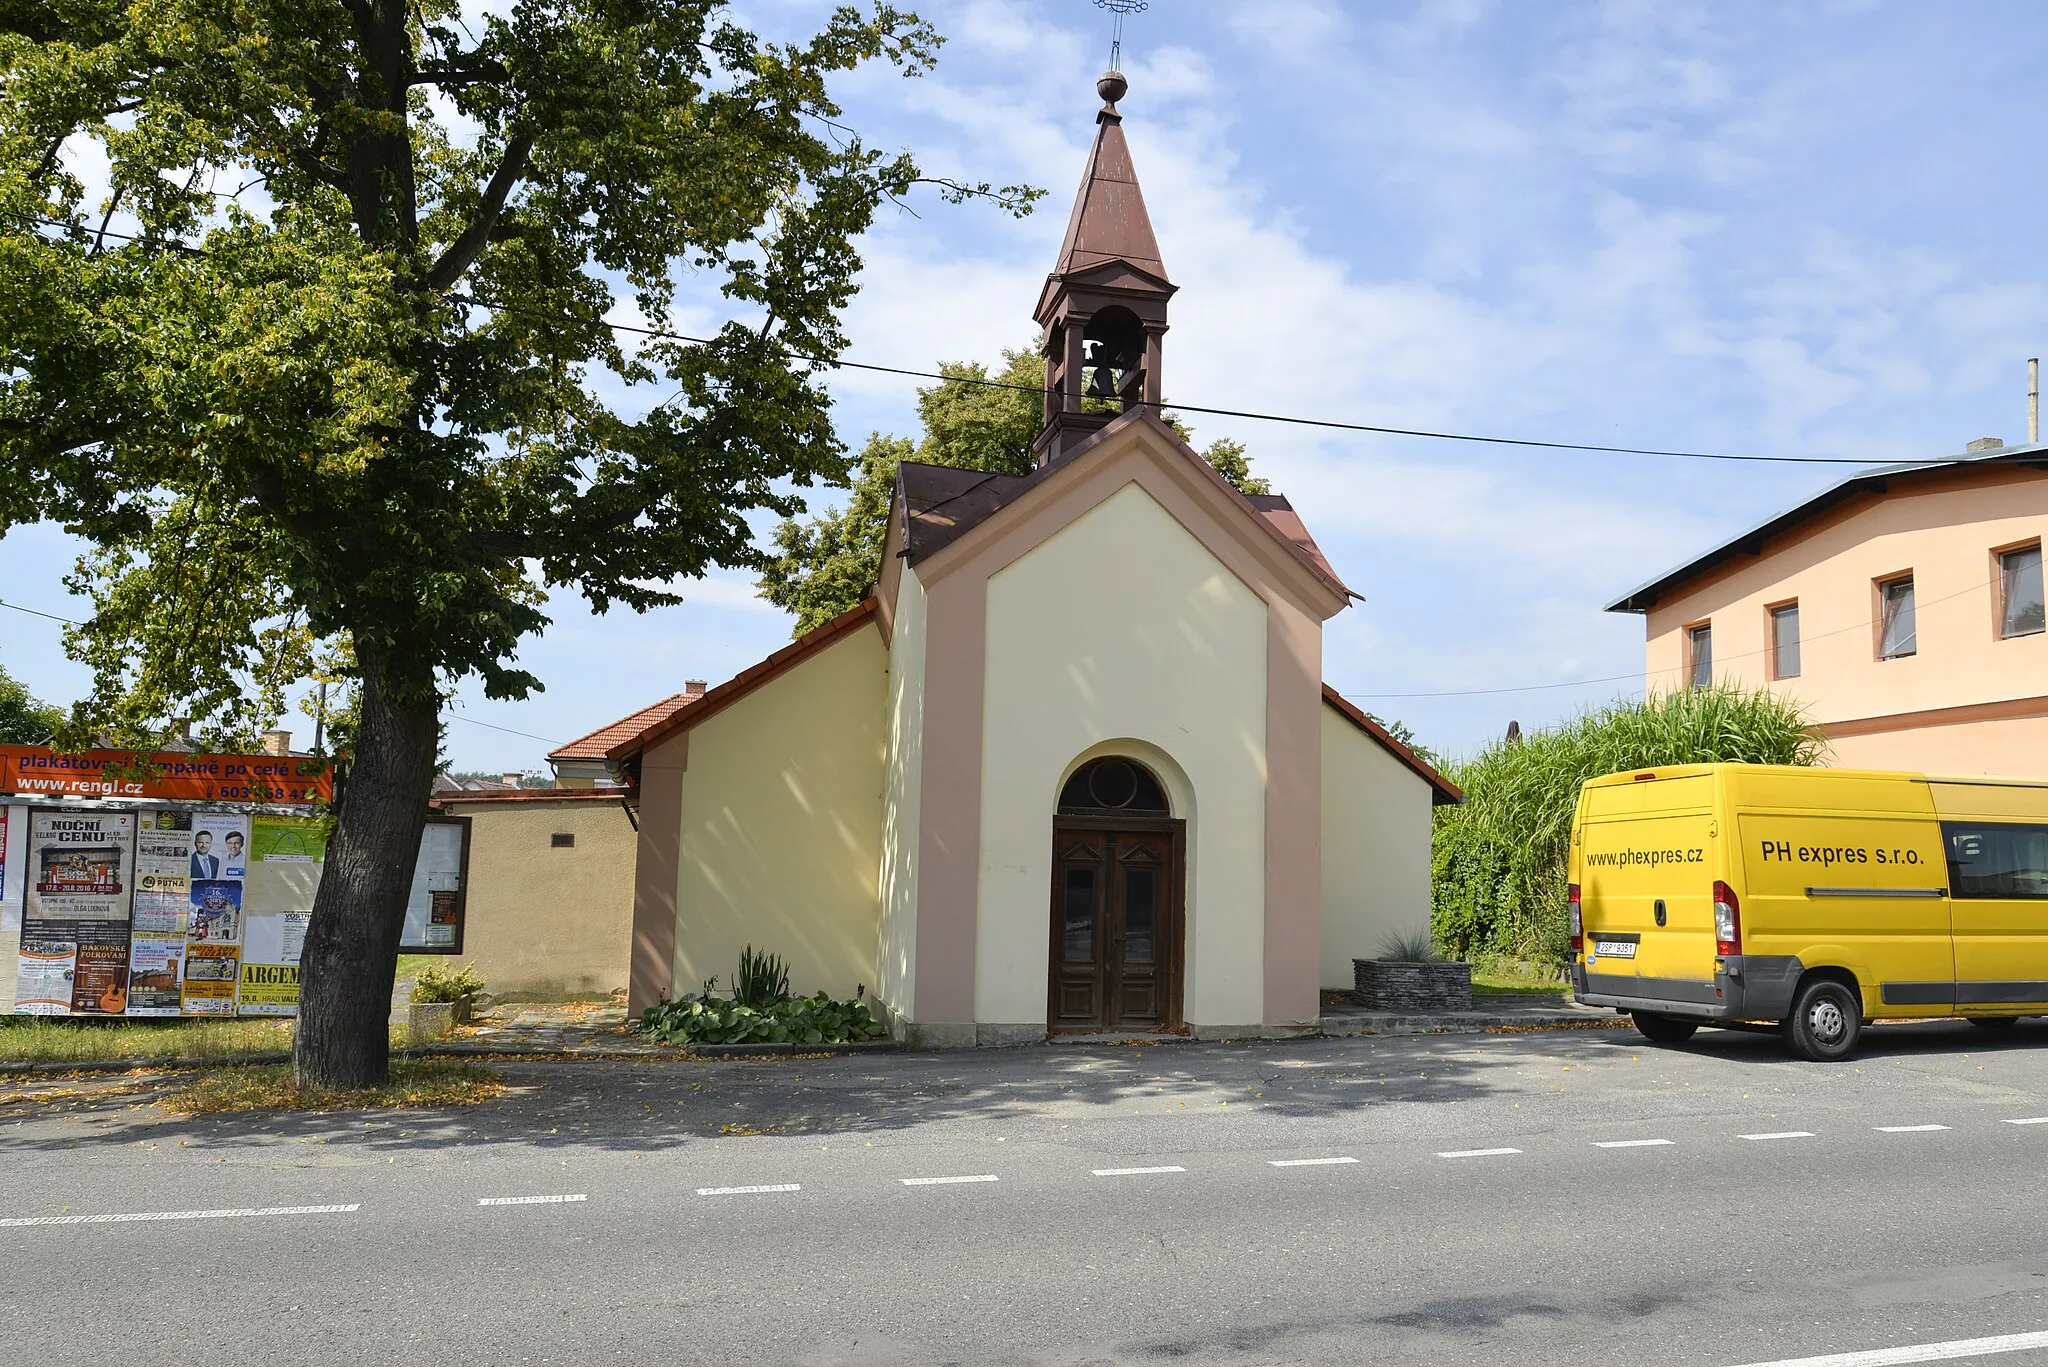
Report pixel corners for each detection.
[1058,756,1169,816]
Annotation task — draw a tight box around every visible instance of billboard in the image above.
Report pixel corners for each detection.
[7,808,466,1018]
[0,747,334,805]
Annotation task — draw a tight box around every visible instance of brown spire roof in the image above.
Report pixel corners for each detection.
[1050,102,1168,283]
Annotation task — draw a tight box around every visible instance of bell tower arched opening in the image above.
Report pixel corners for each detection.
[1049,755,1186,1033]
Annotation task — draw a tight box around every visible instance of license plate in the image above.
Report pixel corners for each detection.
[1594,940,1637,960]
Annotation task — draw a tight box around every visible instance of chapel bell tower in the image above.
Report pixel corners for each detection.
[1033,71,1178,466]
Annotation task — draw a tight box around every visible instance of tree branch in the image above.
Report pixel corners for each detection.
[423,131,533,292]
[247,466,320,541]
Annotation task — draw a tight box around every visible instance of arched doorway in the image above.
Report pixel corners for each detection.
[1049,756,1186,1033]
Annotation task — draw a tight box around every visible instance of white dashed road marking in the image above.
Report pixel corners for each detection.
[1592,1139,1674,1148]
[1436,1148,1521,1159]
[696,1185,800,1197]
[2002,1116,2048,1125]
[1739,1131,1815,1141]
[1092,1166,1187,1177]
[1,1204,358,1228]
[1875,1124,1950,1133]
[1267,1157,1360,1167]
[478,1194,588,1206]
[900,1175,999,1186]
[1724,1326,2048,1366]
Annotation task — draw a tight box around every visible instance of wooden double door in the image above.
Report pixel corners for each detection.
[1049,819,1185,1032]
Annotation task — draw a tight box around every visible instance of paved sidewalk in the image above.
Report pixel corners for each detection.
[405,990,1624,1059]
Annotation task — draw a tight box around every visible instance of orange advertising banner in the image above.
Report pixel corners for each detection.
[0,747,335,805]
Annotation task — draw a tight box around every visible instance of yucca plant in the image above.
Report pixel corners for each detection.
[1432,685,1824,966]
[1377,928,1441,962]
[732,946,790,1010]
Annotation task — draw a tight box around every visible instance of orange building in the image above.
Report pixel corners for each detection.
[1609,442,2048,775]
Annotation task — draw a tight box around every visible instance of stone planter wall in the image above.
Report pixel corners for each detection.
[1353,959,1473,1013]
[407,1001,457,1043]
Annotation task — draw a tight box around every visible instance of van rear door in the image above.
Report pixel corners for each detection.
[1579,774,1717,996]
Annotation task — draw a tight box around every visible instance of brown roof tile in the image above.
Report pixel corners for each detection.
[896,410,1353,601]
[549,693,699,763]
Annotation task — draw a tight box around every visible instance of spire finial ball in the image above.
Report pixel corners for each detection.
[1097,70,1128,106]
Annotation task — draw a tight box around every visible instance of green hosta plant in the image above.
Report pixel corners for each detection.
[639,990,885,1047]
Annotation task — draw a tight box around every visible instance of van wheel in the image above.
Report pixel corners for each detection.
[1968,1017,2021,1031]
[1784,978,1862,1061]
[1632,1012,1699,1045]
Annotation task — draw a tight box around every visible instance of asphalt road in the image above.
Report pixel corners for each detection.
[9,1019,2048,1366]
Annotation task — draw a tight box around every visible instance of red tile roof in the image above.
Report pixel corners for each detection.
[548,693,699,762]
[431,788,628,806]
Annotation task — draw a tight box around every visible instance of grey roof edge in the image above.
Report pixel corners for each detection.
[1604,443,2048,614]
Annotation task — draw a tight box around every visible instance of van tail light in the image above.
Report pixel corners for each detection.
[1568,883,1583,954]
[1714,880,1741,957]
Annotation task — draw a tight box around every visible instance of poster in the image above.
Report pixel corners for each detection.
[126,935,184,1015]
[238,961,300,1014]
[188,879,242,944]
[181,942,239,1015]
[189,813,249,882]
[126,810,192,1016]
[16,809,132,1016]
[0,805,9,929]
[13,937,74,1014]
[70,923,130,1015]
[239,909,308,1015]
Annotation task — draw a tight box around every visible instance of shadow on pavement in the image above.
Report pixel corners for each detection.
[4,1015,2043,1159]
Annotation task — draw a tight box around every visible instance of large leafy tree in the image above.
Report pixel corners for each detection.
[760,346,1269,632]
[0,1,1033,1086]
[0,662,63,744]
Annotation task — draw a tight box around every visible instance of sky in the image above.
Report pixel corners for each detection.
[3,0,2045,772]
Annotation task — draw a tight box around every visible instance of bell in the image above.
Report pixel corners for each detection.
[1085,364,1117,399]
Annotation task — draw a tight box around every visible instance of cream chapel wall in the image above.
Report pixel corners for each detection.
[1319,707,1433,990]
[977,482,1270,1029]
[452,798,637,999]
[876,567,928,1021]
[672,626,887,999]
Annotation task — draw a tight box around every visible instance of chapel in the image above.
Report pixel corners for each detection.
[575,73,1460,1044]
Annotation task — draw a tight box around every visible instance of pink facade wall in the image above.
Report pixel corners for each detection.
[1640,465,2048,778]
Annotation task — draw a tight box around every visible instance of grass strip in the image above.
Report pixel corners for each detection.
[0,1018,294,1065]
[165,1061,504,1115]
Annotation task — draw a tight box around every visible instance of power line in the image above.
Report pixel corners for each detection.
[446,714,559,744]
[10,212,1945,469]
[450,293,1902,467]
[0,598,76,625]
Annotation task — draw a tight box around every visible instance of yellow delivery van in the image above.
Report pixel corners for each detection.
[1569,763,2048,1061]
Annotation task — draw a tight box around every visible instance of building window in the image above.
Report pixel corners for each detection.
[2000,543,2045,639]
[550,832,575,848]
[1769,602,1801,679]
[1686,623,1712,688]
[1877,575,1916,659]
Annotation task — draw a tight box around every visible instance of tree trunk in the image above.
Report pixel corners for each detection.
[291,652,440,1090]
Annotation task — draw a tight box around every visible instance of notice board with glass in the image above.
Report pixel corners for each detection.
[0,804,469,1017]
